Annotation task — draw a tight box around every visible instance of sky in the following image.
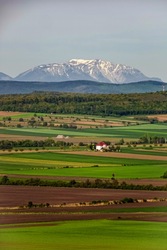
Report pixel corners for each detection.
[0,0,167,81]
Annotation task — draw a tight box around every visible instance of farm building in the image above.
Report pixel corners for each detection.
[96,142,107,151]
[56,135,65,139]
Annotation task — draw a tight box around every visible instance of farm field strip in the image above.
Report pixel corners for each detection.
[0,151,167,178]
[0,163,167,179]
[1,122,167,138]
[3,151,165,164]
[1,186,167,208]
[123,148,167,157]
[85,206,167,213]
[61,150,167,161]
[0,156,103,168]
[0,127,111,137]
[1,220,167,250]
[1,206,167,214]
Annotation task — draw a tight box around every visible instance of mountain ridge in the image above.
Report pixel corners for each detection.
[5,59,161,83]
[0,72,12,81]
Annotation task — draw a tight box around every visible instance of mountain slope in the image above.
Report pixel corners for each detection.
[0,72,12,81]
[15,59,161,83]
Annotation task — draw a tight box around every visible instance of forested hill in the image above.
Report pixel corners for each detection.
[0,91,167,116]
[0,79,165,94]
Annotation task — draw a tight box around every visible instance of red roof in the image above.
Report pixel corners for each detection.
[96,142,107,146]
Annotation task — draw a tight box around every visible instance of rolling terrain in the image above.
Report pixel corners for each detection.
[0,79,165,94]
[0,109,167,249]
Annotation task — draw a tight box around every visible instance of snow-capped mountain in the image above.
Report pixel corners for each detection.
[15,59,161,83]
[0,72,12,81]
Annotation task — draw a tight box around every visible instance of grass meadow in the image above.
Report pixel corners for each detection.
[1,220,167,250]
[89,206,167,213]
[0,152,166,179]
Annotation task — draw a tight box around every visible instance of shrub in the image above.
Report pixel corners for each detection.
[161,171,167,178]
[19,118,24,122]
[27,201,34,208]
[1,175,9,184]
[121,197,135,203]
[17,124,22,128]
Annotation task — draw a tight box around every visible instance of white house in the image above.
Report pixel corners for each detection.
[96,142,107,151]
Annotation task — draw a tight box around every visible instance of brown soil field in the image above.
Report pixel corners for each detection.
[148,114,167,121]
[61,150,167,161]
[1,212,167,225]
[1,186,167,207]
[1,186,167,224]
[120,178,167,186]
[69,121,123,127]
[54,117,123,127]
[1,200,166,213]
[0,111,25,116]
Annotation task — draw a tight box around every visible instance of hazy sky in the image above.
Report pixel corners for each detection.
[0,0,167,81]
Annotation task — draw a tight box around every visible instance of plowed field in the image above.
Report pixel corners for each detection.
[1,185,167,224]
[1,185,167,207]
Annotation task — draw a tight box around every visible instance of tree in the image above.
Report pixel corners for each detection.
[111,173,115,180]
[19,118,24,122]
[28,119,36,127]
[1,175,9,184]
[43,121,48,126]
[161,171,167,178]
[116,145,121,152]
[119,138,124,145]
[17,124,22,128]
[89,142,96,150]
[27,201,34,208]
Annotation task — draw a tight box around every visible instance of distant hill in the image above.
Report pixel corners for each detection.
[0,79,165,95]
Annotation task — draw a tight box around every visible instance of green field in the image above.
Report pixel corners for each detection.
[0,123,167,138]
[1,220,167,250]
[123,147,167,157]
[82,123,167,138]
[0,152,166,179]
[88,206,167,213]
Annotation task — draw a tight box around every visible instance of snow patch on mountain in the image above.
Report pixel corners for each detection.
[0,72,12,81]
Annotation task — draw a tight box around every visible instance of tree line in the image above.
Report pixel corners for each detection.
[0,91,167,116]
[0,139,73,149]
[1,176,167,191]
